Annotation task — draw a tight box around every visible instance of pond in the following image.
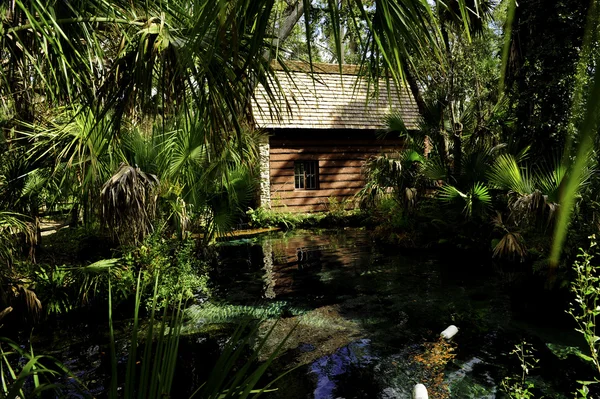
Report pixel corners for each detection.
[183,228,592,398]
[29,228,594,398]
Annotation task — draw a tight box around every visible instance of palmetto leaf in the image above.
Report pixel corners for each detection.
[358,149,426,211]
[438,184,467,202]
[438,182,491,218]
[488,154,534,194]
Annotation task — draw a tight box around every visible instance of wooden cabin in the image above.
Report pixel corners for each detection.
[252,63,419,213]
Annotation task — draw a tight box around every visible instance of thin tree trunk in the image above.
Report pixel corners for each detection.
[266,1,305,58]
[339,0,345,64]
[404,66,426,116]
[243,0,306,125]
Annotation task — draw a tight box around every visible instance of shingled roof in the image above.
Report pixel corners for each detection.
[252,62,419,131]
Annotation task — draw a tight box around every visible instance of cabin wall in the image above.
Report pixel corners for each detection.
[268,129,404,213]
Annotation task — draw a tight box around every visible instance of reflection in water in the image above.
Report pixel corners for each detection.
[213,229,585,398]
[262,241,276,299]
[310,339,375,399]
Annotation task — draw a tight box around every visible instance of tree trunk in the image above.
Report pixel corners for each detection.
[267,1,305,58]
[243,1,306,125]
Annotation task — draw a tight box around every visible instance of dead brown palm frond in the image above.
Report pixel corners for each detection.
[99,163,159,245]
[404,187,419,212]
[508,190,558,230]
[492,213,527,261]
[493,232,527,261]
[0,284,43,327]
[0,212,36,267]
[18,286,42,324]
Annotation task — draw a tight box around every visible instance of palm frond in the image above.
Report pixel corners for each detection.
[438,182,491,218]
[0,212,35,267]
[99,163,159,245]
[488,154,534,194]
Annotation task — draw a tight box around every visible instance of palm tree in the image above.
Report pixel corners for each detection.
[0,0,483,132]
[359,149,426,212]
[123,116,261,243]
[485,153,595,261]
[487,154,592,230]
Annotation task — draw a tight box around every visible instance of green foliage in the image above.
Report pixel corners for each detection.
[108,273,184,399]
[1,273,289,398]
[568,237,600,386]
[124,119,261,242]
[438,182,492,219]
[550,2,600,265]
[33,266,72,315]
[33,258,134,316]
[247,207,324,229]
[358,150,426,212]
[246,206,366,230]
[506,0,591,157]
[24,226,209,317]
[500,341,540,399]
[0,338,86,398]
[326,197,349,220]
[0,212,35,267]
[123,231,210,310]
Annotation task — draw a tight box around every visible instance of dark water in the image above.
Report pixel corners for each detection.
[192,228,593,399]
[28,228,595,398]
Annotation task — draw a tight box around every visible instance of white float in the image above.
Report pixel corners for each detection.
[440,325,459,340]
[412,383,428,399]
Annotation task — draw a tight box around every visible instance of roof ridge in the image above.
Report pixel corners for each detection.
[272,60,361,75]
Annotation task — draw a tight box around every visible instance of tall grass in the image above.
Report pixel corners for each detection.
[0,338,85,398]
[110,272,295,398]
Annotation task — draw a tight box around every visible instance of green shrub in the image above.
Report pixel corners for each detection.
[246,207,324,229]
[32,258,135,316]
[123,231,211,310]
[31,228,209,316]
[246,205,366,230]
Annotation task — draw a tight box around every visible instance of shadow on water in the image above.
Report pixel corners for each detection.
[203,228,596,398]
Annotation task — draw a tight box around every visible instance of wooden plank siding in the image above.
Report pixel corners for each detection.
[269,130,405,212]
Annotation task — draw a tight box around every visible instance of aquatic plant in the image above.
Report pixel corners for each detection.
[412,337,456,399]
[184,301,306,327]
[107,272,183,398]
[0,338,87,398]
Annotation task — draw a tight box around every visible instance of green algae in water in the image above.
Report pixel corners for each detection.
[546,342,586,360]
[184,301,307,327]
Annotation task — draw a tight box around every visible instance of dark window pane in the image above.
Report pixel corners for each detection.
[294,160,318,190]
[294,162,305,189]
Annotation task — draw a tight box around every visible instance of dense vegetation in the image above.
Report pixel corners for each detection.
[2,0,600,397]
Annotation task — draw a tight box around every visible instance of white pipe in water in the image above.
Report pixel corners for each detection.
[440,325,459,340]
[412,383,428,399]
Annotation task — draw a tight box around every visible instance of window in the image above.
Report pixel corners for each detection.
[294,160,319,189]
